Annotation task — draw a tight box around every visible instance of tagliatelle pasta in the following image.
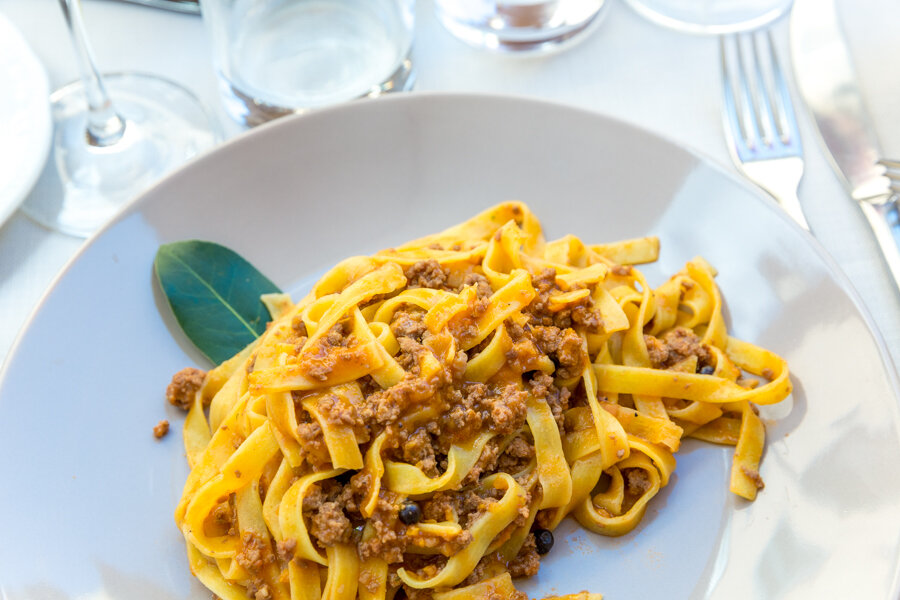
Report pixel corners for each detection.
[170,202,790,599]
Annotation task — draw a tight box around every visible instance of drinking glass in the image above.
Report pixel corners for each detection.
[433,0,608,53]
[22,0,219,238]
[199,0,416,127]
[622,0,793,34]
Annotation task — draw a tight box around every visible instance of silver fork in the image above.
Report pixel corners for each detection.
[720,31,810,231]
[876,159,900,195]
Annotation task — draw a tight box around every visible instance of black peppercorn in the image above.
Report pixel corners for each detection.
[534,528,554,555]
[699,365,715,375]
[399,501,422,525]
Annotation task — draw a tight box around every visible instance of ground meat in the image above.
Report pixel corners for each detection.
[367,374,440,428]
[460,271,493,298]
[358,492,406,563]
[152,419,169,439]
[405,260,450,290]
[497,435,535,473]
[439,383,527,444]
[276,538,296,562]
[448,349,468,382]
[459,554,528,598]
[207,496,236,537]
[644,327,712,370]
[531,325,561,354]
[401,427,439,477]
[460,491,497,529]
[247,577,272,600]
[296,419,330,466]
[422,492,456,522]
[420,488,496,532]
[302,483,326,511]
[448,296,491,343]
[570,302,602,333]
[396,337,430,374]
[309,501,352,547]
[742,466,765,490]
[461,555,497,587]
[234,532,274,574]
[528,372,571,431]
[508,533,541,578]
[290,315,308,337]
[504,335,544,373]
[554,328,586,379]
[391,308,428,342]
[624,468,652,497]
[525,269,559,325]
[531,326,587,380]
[166,367,206,409]
[358,375,382,397]
[317,389,364,429]
[325,322,347,347]
[462,439,502,485]
[245,580,272,600]
[301,322,351,381]
[523,268,603,332]
[490,386,528,435]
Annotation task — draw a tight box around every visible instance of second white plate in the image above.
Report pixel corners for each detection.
[0,13,51,227]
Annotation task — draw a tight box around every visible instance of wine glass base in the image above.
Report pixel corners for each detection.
[434,0,608,54]
[21,72,220,238]
[621,0,793,34]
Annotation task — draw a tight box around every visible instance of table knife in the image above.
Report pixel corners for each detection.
[111,0,199,14]
[790,0,900,292]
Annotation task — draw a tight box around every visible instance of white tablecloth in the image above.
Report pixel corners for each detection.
[2,0,899,372]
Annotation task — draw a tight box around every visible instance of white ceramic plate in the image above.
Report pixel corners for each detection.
[2,94,899,600]
[0,13,51,227]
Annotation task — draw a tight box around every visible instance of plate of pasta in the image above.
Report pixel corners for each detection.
[1,93,900,600]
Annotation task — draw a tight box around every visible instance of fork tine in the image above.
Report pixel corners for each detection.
[877,159,900,189]
[764,30,796,145]
[732,34,764,150]
[719,28,809,230]
[878,158,900,177]
[748,33,776,146]
[719,36,748,150]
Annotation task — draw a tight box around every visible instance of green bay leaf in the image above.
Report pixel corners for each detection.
[154,240,281,365]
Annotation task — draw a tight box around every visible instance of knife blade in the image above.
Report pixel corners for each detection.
[112,0,200,14]
[790,0,900,291]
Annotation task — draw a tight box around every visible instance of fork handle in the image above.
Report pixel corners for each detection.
[742,159,810,231]
[773,188,810,231]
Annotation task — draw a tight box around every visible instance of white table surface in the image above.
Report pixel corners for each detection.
[2,0,900,375]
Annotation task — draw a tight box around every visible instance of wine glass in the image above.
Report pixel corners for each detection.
[21,0,219,238]
[433,0,608,53]
[622,0,794,34]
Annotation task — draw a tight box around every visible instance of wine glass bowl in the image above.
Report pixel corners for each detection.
[21,0,219,238]
[621,0,794,34]
[433,0,608,53]
[26,73,218,237]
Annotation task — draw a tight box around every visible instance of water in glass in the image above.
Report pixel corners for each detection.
[203,0,415,126]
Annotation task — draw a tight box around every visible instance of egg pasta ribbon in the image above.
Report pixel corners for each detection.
[170,201,791,600]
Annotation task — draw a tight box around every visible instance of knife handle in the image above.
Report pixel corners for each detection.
[860,197,900,294]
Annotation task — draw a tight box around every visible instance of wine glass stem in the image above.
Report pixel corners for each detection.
[59,0,126,147]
